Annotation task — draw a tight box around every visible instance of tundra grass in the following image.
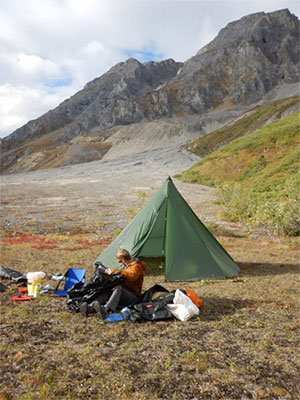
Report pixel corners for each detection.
[1,230,299,400]
[186,96,299,157]
[179,112,300,235]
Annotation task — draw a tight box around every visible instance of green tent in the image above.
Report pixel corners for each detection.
[94,177,240,281]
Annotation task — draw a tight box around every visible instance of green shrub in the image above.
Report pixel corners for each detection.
[218,175,300,236]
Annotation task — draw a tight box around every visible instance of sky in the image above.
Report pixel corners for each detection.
[0,0,299,138]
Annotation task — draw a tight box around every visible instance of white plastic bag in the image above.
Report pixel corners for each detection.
[167,289,200,321]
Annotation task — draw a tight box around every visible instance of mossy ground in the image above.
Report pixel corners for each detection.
[1,228,299,400]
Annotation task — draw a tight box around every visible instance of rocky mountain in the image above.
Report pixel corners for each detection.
[1,8,299,173]
[2,58,183,151]
[165,9,299,107]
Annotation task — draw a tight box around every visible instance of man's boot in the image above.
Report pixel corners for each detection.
[79,302,94,317]
[93,301,108,320]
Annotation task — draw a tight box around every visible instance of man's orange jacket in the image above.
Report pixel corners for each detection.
[112,260,146,296]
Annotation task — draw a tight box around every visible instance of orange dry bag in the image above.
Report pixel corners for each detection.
[186,289,203,308]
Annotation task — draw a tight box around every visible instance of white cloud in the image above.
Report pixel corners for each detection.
[0,0,299,138]
[0,50,63,85]
[0,83,76,137]
[0,84,45,135]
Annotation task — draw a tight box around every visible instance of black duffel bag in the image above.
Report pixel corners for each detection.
[66,265,124,312]
[131,301,174,322]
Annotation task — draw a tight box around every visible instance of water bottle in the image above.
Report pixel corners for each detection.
[34,283,41,298]
[121,307,131,321]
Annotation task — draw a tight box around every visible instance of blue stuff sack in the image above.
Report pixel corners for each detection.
[105,313,124,322]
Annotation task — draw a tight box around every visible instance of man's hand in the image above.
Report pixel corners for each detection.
[105,269,113,275]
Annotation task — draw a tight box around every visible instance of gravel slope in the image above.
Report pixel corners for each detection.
[2,144,223,234]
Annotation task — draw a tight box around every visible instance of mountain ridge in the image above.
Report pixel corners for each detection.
[1,8,299,173]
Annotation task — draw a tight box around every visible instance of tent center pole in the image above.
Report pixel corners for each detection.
[161,177,170,275]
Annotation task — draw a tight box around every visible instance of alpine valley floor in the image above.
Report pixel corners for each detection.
[1,145,299,399]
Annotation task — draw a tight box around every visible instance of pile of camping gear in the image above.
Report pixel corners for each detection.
[1,264,203,322]
[64,262,203,322]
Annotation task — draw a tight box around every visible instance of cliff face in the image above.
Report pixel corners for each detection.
[1,9,299,173]
[147,9,299,115]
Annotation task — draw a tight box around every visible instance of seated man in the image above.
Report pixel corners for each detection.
[93,249,146,320]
